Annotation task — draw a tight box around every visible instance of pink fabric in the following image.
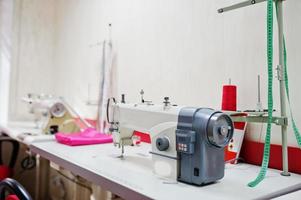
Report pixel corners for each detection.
[55,128,113,146]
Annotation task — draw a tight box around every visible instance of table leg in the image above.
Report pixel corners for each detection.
[35,155,50,200]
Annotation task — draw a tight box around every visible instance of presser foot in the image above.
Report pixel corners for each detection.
[116,144,125,159]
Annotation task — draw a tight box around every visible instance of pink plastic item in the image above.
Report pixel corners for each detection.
[55,128,113,146]
[5,195,19,200]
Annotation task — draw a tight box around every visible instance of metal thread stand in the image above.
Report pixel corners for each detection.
[218,0,290,176]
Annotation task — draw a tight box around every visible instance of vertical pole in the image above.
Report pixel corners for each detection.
[276,0,290,176]
[257,75,262,111]
[257,75,261,104]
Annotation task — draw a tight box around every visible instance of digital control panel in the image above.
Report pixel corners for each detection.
[176,130,196,154]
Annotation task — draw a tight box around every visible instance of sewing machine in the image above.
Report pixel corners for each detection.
[107,95,234,185]
[22,94,85,135]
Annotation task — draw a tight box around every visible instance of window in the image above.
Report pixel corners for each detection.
[0,0,13,124]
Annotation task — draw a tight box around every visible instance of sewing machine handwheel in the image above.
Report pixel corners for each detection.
[207,113,233,148]
[50,103,66,118]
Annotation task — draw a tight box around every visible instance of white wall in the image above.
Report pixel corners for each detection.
[9,0,301,147]
[53,0,107,119]
[9,0,57,120]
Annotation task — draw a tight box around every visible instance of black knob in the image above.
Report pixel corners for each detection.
[121,94,125,103]
[156,137,169,151]
[109,127,118,132]
[49,125,59,135]
[163,97,170,106]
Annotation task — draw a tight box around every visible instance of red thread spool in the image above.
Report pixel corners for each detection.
[222,85,237,111]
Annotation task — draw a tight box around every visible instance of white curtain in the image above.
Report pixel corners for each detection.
[97,40,116,133]
[0,0,13,124]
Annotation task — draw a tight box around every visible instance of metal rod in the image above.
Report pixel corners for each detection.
[218,0,267,13]
[231,115,287,126]
[276,0,290,176]
[257,75,261,103]
[257,75,263,111]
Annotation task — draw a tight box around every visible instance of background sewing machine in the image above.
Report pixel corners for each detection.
[22,93,89,135]
[18,94,96,200]
[108,94,234,186]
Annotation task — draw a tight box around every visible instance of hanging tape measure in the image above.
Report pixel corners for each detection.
[247,0,274,187]
[248,0,301,187]
[278,9,301,148]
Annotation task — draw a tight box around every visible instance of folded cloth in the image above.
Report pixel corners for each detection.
[55,128,113,146]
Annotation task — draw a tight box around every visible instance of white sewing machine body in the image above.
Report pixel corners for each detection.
[111,103,181,144]
[108,98,234,185]
[22,94,85,134]
[22,94,59,127]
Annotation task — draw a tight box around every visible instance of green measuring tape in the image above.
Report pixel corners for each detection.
[248,0,301,187]
[281,19,301,148]
[247,0,274,187]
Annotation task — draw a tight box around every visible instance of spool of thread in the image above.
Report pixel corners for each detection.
[222,85,237,111]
